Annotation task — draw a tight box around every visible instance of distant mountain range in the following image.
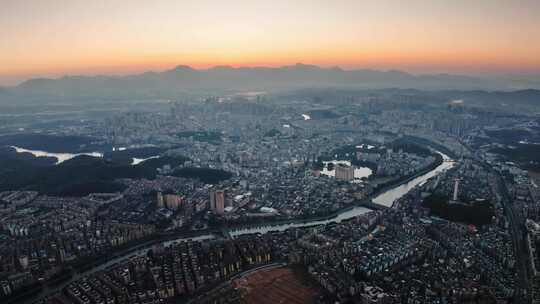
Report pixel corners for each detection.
[1,64,540,103]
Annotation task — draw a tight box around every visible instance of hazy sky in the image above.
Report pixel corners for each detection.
[1,0,540,85]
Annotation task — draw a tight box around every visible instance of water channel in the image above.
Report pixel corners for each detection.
[11,146,160,166]
[11,146,103,165]
[19,151,455,303]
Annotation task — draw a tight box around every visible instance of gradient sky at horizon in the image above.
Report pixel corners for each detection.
[1,0,540,85]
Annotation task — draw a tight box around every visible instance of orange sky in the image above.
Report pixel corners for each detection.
[1,0,540,85]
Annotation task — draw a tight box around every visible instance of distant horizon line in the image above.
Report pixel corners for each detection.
[3,62,540,88]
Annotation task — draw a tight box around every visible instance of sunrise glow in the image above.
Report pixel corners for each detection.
[1,0,540,85]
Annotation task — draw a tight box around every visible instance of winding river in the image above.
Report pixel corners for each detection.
[229,152,454,235]
[18,151,455,304]
[372,152,454,207]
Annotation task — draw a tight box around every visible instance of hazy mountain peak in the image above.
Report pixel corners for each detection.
[285,63,321,70]
[386,69,411,76]
[17,78,55,88]
[329,66,344,72]
[209,65,235,71]
[168,65,196,73]
[4,64,540,103]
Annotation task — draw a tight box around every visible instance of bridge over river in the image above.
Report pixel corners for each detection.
[17,151,454,304]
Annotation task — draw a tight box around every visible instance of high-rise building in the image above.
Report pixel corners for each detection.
[215,190,225,215]
[58,248,66,263]
[240,180,248,189]
[335,164,355,181]
[209,190,216,210]
[165,194,183,210]
[453,178,460,201]
[1,281,12,297]
[157,191,164,208]
[19,255,29,270]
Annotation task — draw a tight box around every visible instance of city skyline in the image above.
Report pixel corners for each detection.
[2,1,540,301]
[2,0,540,85]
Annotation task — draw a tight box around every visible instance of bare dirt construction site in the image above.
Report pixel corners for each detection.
[232,267,321,304]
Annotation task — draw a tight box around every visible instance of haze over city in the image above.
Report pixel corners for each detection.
[2,1,540,304]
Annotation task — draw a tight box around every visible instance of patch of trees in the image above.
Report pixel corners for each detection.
[485,129,535,145]
[388,139,433,157]
[306,109,340,119]
[0,133,103,153]
[103,147,167,164]
[490,143,540,164]
[264,129,282,137]
[422,194,494,226]
[177,131,222,143]
[0,148,188,196]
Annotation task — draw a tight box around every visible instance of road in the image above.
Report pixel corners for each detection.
[14,149,454,303]
[491,169,533,303]
[15,234,216,304]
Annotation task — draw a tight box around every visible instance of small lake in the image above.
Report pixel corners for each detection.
[18,150,455,304]
[11,146,103,165]
[131,156,160,165]
[320,160,372,180]
[11,146,160,166]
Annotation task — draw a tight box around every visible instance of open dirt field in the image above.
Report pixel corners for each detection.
[232,267,320,304]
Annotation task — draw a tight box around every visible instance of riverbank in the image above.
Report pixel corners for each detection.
[373,152,454,207]
[370,152,443,198]
[220,153,444,232]
[16,149,454,304]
